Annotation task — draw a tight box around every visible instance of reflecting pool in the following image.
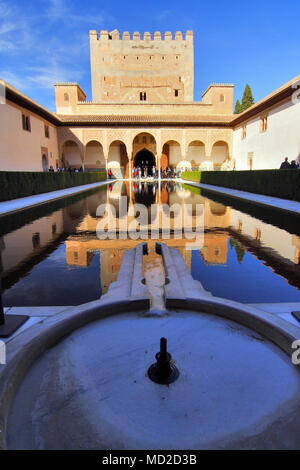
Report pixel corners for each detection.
[1,181,300,306]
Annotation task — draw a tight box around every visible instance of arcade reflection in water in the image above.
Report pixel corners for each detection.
[1,181,300,306]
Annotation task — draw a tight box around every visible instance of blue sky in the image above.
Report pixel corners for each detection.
[0,0,299,111]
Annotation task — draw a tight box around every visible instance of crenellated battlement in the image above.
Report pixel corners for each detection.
[89,30,193,42]
[89,28,194,103]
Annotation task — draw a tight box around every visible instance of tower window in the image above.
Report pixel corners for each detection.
[140,92,147,101]
[64,93,69,102]
[22,114,31,132]
[32,233,40,249]
[260,116,268,132]
[242,125,246,139]
[45,124,50,138]
[220,94,225,102]
[255,228,262,241]
[175,89,179,97]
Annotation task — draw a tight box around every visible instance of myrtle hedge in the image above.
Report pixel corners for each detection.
[0,171,107,202]
[182,170,300,202]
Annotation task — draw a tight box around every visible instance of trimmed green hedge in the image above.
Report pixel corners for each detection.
[182,170,300,202]
[0,171,107,202]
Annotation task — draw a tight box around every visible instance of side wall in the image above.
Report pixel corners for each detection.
[233,98,300,170]
[0,99,59,171]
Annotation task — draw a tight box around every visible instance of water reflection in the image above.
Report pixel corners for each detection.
[1,181,300,306]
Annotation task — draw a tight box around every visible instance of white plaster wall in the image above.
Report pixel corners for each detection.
[63,142,82,167]
[0,100,59,171]
[1,211,64,272]
[169,144,182,165]
[85,143,105,167]
[233,99,300,170]
[211,143,228,165]
[108,145,121,167]
[230,209,297,262]
[186,145,206,164]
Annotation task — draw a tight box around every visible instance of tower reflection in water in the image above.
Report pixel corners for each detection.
[1,182,300,306]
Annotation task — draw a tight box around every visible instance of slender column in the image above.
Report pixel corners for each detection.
[105,156,109,179]
[129,159,132,180]
[129,179,132,202]
[0,252,4,325]
[0,288,4,325]
[157,154,161,181]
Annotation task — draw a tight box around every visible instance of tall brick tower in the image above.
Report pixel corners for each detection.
[89,30,194,103]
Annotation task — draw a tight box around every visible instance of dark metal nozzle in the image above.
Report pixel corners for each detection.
[148,337,179,385]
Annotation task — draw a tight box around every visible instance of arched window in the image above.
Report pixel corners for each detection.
[220,94,225,102]
[64,93,69,102]
[140,92,147,101]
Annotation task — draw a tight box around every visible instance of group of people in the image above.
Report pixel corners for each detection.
[48,166,84,173]
[132,165,182,179]
[280,157,300,169]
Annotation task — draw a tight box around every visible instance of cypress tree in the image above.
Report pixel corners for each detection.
[241,84,254,112]
[235,243,245,264]
[234,99,241,114]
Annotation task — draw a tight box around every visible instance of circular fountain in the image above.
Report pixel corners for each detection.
[1,243,300,450]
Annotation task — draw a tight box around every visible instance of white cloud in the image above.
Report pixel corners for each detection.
[46,0,107,25]
[27,61,85,89]
[155,10,174,21]
[0,0,115,107]
[0,70,29,90]
[0,22,17,35]
[0,1,12,18]
[0,39,16,50]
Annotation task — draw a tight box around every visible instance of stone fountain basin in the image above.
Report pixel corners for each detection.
[5,309,300,450]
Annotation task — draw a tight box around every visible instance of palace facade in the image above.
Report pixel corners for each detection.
[0,29,299,174]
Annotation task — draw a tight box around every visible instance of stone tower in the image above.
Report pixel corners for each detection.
[89,30,194,103]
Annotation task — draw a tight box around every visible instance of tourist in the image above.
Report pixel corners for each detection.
[280,157,291,169]
[48,165,54,172]
[108,168,113,179]
[290,160,298,169]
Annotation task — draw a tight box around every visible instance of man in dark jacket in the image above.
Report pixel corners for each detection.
[280,157,291,169]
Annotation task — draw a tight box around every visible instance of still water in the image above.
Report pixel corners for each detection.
[1,181,300,306]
